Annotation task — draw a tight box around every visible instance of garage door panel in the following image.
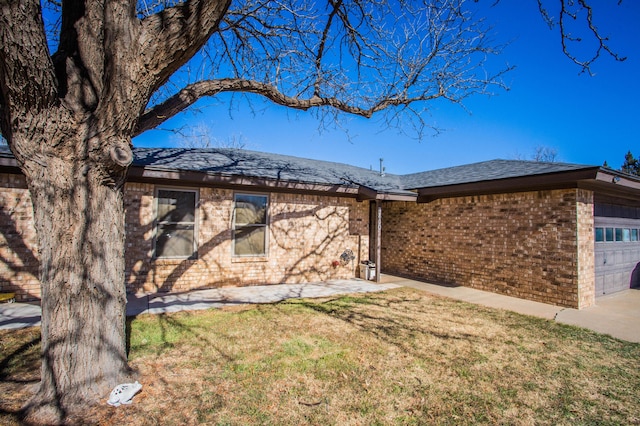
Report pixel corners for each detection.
[615,250,624,264]
[594,216,640,297]
[624,249,637,263]
[604,275,617,294]
[595,275,605,295]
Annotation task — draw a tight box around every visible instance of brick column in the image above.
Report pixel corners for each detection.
[576,189,596,308]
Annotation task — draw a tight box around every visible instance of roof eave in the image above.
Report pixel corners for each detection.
[579,169,640,206]
[377,192,417,201]
[0,155,19,170]
[128,165,367,197]
[416,167,602,203]
[356,185,417,202]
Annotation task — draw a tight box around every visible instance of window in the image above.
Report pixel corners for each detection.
[605,228,615,242]
[233,193,268,256]
[596,226,640,243]
[595,227,604,242]
[615,228,623,242]
[155,189,198,258]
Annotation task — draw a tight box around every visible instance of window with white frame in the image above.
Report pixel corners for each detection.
[233,193,268,256]
[155,188,198,258]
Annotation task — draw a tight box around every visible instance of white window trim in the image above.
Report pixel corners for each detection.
[153,186,199,259]
[232,192,270,258]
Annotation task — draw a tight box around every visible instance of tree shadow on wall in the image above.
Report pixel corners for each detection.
[125,183,365,296]
[106,148,371,296]
[0,192,40,301]
[0,158,368,423]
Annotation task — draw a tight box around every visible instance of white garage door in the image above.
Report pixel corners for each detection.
[594,217,640,296]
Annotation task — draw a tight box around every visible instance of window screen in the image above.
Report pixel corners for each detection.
[155,189,197,258]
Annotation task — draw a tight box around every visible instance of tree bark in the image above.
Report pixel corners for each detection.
[20,138,132,423]
[1,0,229,420]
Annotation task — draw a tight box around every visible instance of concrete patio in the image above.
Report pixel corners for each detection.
[1,275,638,343]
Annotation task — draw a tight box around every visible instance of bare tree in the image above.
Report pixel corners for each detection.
[171,122,249,148]
[0,1,507,421]
[0,0,624,422]
[512,145,558,162]
[532,145,559,162]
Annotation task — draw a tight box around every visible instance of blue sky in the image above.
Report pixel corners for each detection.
[134,1,640,175]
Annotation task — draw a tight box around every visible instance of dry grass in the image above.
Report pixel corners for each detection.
[2,287,640,425]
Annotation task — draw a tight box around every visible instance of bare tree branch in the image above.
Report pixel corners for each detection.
[139,0,232,92]
[138,0,513,138]
[532,145,558,162]
[135,74,459,136]
[537,0,626,74]
[171,121,249,148]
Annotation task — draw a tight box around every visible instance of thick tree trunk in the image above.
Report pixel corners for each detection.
[0,0,229,422]
[22,148,132,423]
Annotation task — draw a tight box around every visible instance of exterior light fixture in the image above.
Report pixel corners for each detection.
[612,176,621,183]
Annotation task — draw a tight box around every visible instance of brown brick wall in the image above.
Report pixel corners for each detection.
[0,172,597,309]
[0,173,40,301]
[576,189,595,308]
[381,189,595,309]
[124,184,370,294]
[0,180,370,300]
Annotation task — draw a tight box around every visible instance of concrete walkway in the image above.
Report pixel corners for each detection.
[383,275,640,343]
[0,280,401,330]
[1,276,639,343]
[125,280,401,316]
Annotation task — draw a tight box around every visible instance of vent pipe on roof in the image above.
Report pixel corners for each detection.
[379,158,385,176]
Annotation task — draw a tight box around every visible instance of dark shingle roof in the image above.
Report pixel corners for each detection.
[1,146,605,195]
[133,148,412,195]
[400,159,598,190]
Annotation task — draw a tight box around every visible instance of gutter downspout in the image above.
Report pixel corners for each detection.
[375,200,382,283]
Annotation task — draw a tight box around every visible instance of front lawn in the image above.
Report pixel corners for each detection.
[1,287,639,425]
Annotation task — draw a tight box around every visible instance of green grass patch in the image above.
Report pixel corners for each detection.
[2,287,640,425]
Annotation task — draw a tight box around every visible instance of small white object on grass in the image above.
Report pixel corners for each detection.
[107,381,142,407]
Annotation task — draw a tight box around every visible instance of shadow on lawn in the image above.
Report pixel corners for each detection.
[123,289,490,366]
[279,291,484,355]
[126,311,236,362]
[0,331,40,421]
[0,334,40,383]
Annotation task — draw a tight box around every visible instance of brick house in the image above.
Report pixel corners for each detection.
[1,147,639,309]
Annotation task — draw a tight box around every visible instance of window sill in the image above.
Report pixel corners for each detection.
[153,257,198,264]
[232,256,269,263]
